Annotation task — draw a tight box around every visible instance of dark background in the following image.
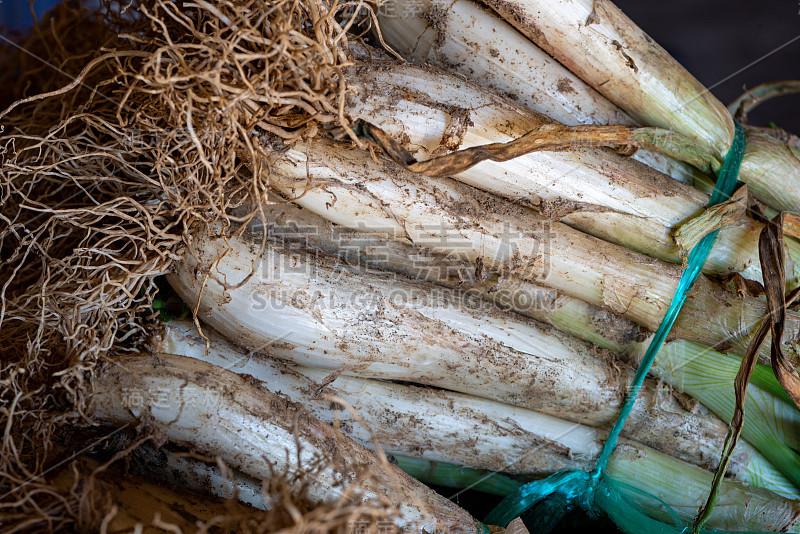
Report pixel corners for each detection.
[615,0,800,132]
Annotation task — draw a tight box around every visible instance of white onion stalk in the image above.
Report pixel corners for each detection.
[604,445,800,532]
[143,447,521,508]
[263,137,799,363]
[336,59,800,284]
[169,229,774,469]
[377,0,625,127]
[156,319,604,477]
[143,448,522,512]
[374,0,704,186]
[88,352,480,533]
[157,318,800,500]
[240,196,480,288]
[477,0,800,213]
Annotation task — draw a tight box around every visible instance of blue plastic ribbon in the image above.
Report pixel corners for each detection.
[484,121,747,533]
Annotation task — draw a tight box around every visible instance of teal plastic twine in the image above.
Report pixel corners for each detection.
[484,121,747,533]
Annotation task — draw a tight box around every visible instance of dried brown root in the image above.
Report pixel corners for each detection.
[11,447,398,534]
[1,0,361,527]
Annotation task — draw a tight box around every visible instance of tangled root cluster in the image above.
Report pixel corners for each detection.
[9,444,399,533]
[0,0,367,528]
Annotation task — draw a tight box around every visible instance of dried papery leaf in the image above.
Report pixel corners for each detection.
[355,120,636,175]
[788,287,800,312]
[501,518,531,534]
[783,213,800,241]
[694,213,800,531]
[692,316,770,533]
[762,215,800,408]
[745,124,800,150]
[713,272,765,298]
[353,119,722,178]
[673,185,748,263]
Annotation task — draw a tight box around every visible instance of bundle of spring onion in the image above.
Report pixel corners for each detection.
[162,213,800,529]
[373,0,704,186]
[169,227,749,472]
[472,0,800,213]
[5,0,800,532]
[151,318,800,530]
[262,136,798,364]
[337,55,800,285]
[247,200,800,492]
